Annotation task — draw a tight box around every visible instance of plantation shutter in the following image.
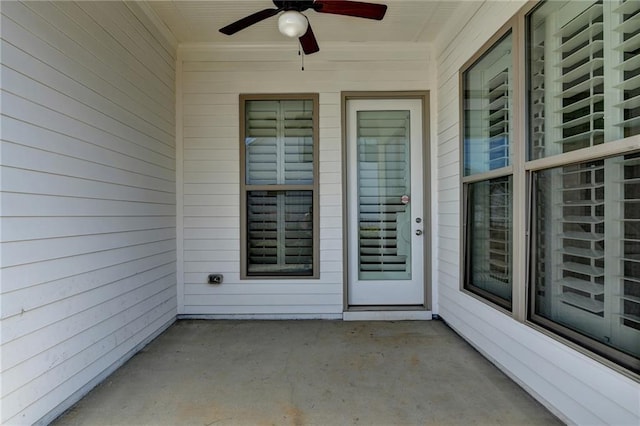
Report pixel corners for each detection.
[488,177,511,283]
[545,1,640,325]
[610,1,640,346]
[246,101,278,185]
[530,27,546,158]
[487,68,511,282]
[614,0,640,138]
[247,191,313,275]
[550,3,608,318]
[488,69,510,170]
[621,153,640,343]
[246,100,313,186]
[554,2,605,153]
[554,161,606,315]
[244,98,316,277]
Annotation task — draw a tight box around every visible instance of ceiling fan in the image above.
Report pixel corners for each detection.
[219,0,388,55]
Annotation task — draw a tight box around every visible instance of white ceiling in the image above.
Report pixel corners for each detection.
[147,0,467,46]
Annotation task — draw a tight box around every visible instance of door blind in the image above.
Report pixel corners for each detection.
[357,110,411,278]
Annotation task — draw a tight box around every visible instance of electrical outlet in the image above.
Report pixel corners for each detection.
[207,274,223,285]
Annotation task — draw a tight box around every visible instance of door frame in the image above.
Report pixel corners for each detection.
[341,91,432,312]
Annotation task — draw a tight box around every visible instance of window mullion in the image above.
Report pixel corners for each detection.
[246,184,315,192]
[461,166,513,184]
[512,13,527,321]
[602,2,624,347]
[277,101,286,185]
[277,192,286,270]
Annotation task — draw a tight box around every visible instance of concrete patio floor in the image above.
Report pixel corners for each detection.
[53,320,562,425]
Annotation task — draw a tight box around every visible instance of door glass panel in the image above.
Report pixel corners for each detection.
[357,110,411,280]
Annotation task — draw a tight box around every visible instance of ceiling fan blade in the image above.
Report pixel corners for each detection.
[219,8,280,35]
[313,1,387,20]
[299,24,320,54]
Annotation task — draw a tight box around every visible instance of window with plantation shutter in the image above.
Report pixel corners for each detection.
[527,0,640,374]
[457,0,640,374]
[461,28,514,309]
[240,95,319,278]
[531,154,640,373]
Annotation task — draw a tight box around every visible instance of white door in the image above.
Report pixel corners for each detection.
[347,99,425,306]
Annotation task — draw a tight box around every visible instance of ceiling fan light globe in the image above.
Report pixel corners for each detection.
[278,11,308,38]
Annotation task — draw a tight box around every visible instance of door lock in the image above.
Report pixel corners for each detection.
[415,217,422,223]
[415,229,423,236]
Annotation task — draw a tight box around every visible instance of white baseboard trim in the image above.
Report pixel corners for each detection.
[178,313,344,320]
[343,310,432,321]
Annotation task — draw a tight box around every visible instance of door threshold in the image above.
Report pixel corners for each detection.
[343,309,432,321]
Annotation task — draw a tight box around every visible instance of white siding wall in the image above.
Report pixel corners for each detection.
[179,44,433,316]
[435,1,640,425]
[0,2,177,424]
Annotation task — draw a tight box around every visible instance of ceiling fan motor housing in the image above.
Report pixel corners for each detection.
[273,1,316,12]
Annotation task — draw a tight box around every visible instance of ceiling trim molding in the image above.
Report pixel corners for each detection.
[179,41,431,53]
[135,1,179,50]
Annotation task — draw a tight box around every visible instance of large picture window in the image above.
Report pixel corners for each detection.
[528,0,640,160]
[240,95,319,278]
[527,0,640,374]
[531,154,640,373]
[461,29,515,310]
[461,0,640,375]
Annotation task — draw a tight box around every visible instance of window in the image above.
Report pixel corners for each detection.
[240,94,319,278]
[460,0,640,374]
[531,154,640,373]
[527,0,640,374]
[461,29,515,310]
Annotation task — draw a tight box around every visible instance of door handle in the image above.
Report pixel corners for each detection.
[415,229,423,236]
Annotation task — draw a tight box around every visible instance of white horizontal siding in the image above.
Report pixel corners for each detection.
[0,2,176,424]
[434,1,640,424]
[179,43,433,316]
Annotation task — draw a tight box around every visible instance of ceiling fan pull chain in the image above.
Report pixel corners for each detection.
[299,45,305,71]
